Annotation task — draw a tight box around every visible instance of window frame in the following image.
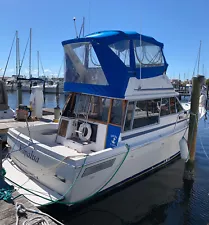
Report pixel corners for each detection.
[122,99,161,132]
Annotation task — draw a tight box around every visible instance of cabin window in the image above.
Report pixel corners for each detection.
[133,40,164,68]
[109,40,130,67]
[160,98,170,116]
[64,42,108,85]
[133,99,160,129]
[71,94,111,123]
[170,97,176,114]
[110,99,123,125]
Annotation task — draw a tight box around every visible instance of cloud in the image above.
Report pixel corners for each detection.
[44,69,52,73]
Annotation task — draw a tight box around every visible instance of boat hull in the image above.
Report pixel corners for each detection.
[4,124,187,206]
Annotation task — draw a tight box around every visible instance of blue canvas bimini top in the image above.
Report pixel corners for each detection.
[62,30,168,98]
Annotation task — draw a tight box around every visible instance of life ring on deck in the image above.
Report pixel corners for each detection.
[78,123,92,142]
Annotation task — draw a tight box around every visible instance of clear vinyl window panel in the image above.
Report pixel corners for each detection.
[109,40,130,67]
[64,42,108,85]
[68,93,111,123]
[133,40,164,68]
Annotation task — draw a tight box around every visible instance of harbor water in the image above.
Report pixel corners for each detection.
[8,91,66,110]
[8,92,209,225]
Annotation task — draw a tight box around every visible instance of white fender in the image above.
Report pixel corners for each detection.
[78,123,92,142]
[179,137,189,160]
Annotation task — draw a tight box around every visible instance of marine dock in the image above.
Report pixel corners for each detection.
[0,186,58,224]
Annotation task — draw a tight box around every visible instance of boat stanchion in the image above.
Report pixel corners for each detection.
[183,75,204,181]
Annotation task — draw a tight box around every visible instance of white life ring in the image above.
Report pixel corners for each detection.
[78,123,92,142]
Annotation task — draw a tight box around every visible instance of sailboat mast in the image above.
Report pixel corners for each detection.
[17,38,20,75]
[37,51,39,77]
[29,28,32,78]
[83,17,85,37]
[16,31,19,75]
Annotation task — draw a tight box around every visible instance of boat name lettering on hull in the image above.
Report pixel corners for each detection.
[20,148,39,163]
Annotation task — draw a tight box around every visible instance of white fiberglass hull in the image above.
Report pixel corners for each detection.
[3,119,187,206]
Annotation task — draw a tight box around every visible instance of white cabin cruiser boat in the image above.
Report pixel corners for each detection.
[4,31,191,206]
[0,80,15,141]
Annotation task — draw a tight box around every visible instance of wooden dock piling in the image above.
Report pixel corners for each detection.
[17,81,22,106]
[183,75,204,180]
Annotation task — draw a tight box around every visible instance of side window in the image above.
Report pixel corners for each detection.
[124,101,135,131]
[133,99,160,129]
[160,98,170,116]
[176,98,184,112]
[170,97,176,114]
[133,101,147,129]
[147,99,160,123]
[110,100,123,125]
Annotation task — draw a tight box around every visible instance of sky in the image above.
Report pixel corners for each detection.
[0,0,209,79]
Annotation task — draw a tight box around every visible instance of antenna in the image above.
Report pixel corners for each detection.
[197,40,201,75]
[88,1,91,33]
[83,17,85,37]
[17,38,20,73]
[73,17,78,38]
[79,17,85,38]
[139,33,142,80]
[29,28,32,78]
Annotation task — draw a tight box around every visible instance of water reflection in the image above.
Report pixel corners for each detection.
[8,91,66,109]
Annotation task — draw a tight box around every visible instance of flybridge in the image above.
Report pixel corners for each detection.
[62,30,168,98]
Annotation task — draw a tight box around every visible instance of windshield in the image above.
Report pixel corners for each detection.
[64,42,108,85]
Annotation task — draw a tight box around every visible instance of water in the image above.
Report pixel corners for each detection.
[8,92,209,224]
[8,91,66,110]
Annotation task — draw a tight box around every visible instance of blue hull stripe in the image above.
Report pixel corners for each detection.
[122,119,187,141]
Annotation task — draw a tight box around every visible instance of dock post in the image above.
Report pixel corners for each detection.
[29,81,32,94]
[54,82,60,123]
[183,75,204,181]
[43,81,46,104]
[17,81,22,106]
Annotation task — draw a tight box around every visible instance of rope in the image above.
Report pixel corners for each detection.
[0,167,14,202]
[5,110,130,206]
[5,143,130,206]
[15,202,64,225]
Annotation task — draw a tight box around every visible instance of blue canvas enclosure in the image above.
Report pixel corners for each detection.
[62,30,168,98]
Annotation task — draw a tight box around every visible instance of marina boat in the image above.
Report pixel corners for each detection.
[44,80,64,93]
[0,80,15,140]
[3,31,197,206]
